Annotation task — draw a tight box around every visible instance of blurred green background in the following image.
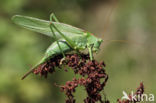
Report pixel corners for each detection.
[0,0,156,103]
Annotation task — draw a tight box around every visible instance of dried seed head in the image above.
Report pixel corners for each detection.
[33,53,108,103]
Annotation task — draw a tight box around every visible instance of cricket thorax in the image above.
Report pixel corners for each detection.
[71,35,88,50]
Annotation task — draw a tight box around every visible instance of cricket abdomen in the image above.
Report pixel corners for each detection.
[38,35,88,67]
[37,40,72,66]
[21,40,72,80]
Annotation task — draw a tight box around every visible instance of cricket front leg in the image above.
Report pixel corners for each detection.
[87,44,94,61]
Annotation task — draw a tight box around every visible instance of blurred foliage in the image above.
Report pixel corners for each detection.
[0,0,156,103]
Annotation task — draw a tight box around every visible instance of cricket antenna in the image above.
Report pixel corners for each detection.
[102,39,143,46]
[103,0,118,35]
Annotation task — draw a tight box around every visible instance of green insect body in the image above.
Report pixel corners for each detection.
[12,14,103,79]
[40,34,102,64]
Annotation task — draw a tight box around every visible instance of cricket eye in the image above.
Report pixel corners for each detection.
[98,39,103,43]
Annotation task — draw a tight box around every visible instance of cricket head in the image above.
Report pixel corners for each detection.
[93,38,103,52]
[85,32,103,52]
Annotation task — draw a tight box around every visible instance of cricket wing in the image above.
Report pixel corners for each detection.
[12,15,84,38]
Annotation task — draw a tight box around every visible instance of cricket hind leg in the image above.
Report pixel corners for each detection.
[49,13,66,60]
[50,13,59,22]
[50,22,81,62]
[50,13,88,63]
[49,21,77,49]
[49,13,81,63]
[50,13,81,50]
